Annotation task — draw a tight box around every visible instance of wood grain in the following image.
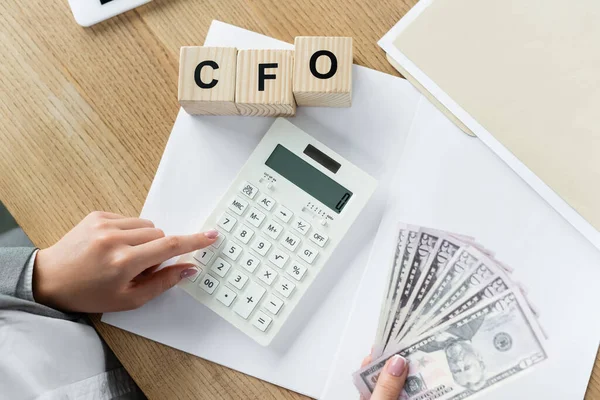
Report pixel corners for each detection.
[1,0,598,399]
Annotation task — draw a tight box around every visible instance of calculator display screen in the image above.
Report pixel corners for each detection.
[265,145,353,214]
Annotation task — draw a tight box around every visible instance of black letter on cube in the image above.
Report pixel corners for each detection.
[258,63,278,91]
[194,60,219,89]
[309,50,338,79]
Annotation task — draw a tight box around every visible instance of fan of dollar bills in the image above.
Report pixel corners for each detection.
[353,224,548,400]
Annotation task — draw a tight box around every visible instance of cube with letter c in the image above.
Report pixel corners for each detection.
[178,46,239,115]
[293,37,353,107]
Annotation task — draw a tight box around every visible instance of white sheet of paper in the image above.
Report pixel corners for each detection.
[378,2,600,252]
[322,97,600,400]
[101,21,422,398]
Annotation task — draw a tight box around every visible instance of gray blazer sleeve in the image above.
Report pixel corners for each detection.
[0,247,79,321]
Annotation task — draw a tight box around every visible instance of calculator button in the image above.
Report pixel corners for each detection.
[274,206,293,223]
[257,193,276,211]
[286,261,307,281]
[267,248,289,269]
[228,196,249,216]
[257,265,278,286]
[309,231,328,248]
[280,232,301,252]
[239,253,260,273]
[251,311,272,332]
[292,217,311,236]
[263,220,283,240]
[233,281,266,319]
[264,294,284,315]
[275,277,295,298]
[217,213,237,232]
[245,208,266,228]
[223,241,242,261]
[185,266,202,282]
[227,270,249,290]
[240,181,258,199]
[298,244,319,264]
[251,236,272,256]
[210,257,232,278]
[234,225,255,244]
[199,274,219,294]
[193,248,214,266]
[211,233,226,249]
[216,286,237,307]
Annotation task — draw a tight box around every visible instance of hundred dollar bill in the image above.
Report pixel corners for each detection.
[353,290,547,400]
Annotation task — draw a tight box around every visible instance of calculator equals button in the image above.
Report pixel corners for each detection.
[251,311,273,332]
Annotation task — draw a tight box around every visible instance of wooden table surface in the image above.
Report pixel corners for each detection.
[1,0,598,398]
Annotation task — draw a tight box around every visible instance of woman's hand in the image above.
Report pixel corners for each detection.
[361,353,408,400]
[33,211,216,313]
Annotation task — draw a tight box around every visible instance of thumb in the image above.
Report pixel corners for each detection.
[372,355,408,400]
[131,263,198,305]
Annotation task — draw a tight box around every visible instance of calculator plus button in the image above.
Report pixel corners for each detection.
[298,244,319,264]
[275,277,295,298]
[257,193,276,211]
[217,213,237,232]
[210,257,232,278]
[223,241,242,261]
[239,253,260,273]
[216,286,237,307]
[264,294,284,315]
[210,233,226,249]
[227,270,249,290]
[309,231,329,248]
[199,274,219,294]
[257,265,278,286]
[263,220,283,240]
[234,225,255,244]
[251,236,272,256]
[240,181,258,199]
[233,281,266,319]
[292,217,311,236]
[274,206,293,223]
[228,196,249,216]
[280,232,301,252]
[193,248,214,266]
[185,266,202,282]
[267,248,289,269]
[251,311,273,332]
[245,208,266,228]
[286,261,307,281]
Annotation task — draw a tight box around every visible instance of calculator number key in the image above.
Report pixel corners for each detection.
[234,225,255,244]
[193,248,214,266]
[286,261,307,281]
[309,231,328,248]
[240,181,258,199]
[240,253,260,273]
[233,281,266,319]
[227,270,249,290]
[223,242,242,261]
[275,277,295,298]
[217,213,237,232]
[228,196,249,216]
[293,217,311,236]
[251,236,272,256]
[210,257,232,278]
[298,244,319,264]
[280,232,300,252]
[216,286,237,307]
[274,206,293,223]
[257,265,278,286]
[251,311,273,332]
[245,208,266,228]
[257,193,276,211]
[263,220,283,240]
[200,274,219,294]
[264,294,284,315]
[267,248,289,269]
[184,266,202,282]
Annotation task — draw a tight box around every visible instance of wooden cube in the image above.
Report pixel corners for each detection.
[235,50,296,117]
[178,47,239,115]
[293,37,353,107]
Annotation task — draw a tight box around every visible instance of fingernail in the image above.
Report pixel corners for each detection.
[386,355,407,377]
[204,229,219,239]
[180,268,198,279]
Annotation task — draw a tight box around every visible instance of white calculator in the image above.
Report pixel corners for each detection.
[177,118,377,346]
